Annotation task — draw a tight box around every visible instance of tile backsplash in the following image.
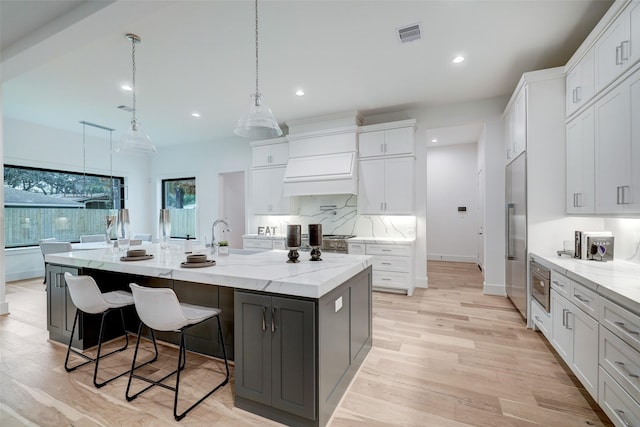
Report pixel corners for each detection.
[249,194,416,239]
[603,218,640,264]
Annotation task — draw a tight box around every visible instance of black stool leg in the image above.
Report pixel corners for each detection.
[173,315,230,421]
[65,308,134,388]
[126,324,162,402]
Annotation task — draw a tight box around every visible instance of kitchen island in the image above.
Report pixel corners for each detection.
[45,245,373,426]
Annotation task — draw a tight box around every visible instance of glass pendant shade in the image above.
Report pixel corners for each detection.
[234,93,282,139]
[116,120,156,155]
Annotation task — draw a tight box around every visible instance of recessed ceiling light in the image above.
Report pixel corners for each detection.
[191,112,201,118]
[431,138,438,143]
[121,84,132,91]
[452,55,465,64]
[296,90,305,96]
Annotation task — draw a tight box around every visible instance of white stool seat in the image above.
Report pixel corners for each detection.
[180,303,222,326]
[102,290,136,308]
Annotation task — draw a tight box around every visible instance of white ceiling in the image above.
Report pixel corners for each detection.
[1,0,614,148]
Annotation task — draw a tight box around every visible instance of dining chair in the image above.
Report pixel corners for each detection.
[126,283,229,421]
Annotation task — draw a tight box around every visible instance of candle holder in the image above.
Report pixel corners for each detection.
[287,248,300,263]
[286,224,302,263]
[308,224,322,261]
[310,247,322,261]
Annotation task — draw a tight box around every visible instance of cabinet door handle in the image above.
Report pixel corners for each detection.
[380,202,384,211]
[621,40,630,61]
[381,262,392,265]
[566,311,573,330]
[380,143,384,153]
[616,44,623,65]
[271,307,276,333]
[615,361,639,379]
[562,309,568,326]
[572,88,577,104]
[262,306,266,331]
[56,272,64,288]
[617,186,624,205]
[575,86,581,103]
[614,321,640,336]
[381,278,392,281]
[574,294,590,304]
[552,280,565,288]
[622,185,630,205]
[615,409,633,427]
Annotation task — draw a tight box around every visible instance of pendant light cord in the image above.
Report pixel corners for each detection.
[131,35,137,125]
[255,0,260,102]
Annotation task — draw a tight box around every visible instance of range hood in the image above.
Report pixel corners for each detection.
[283,152,357,196]
[282,126,359,197]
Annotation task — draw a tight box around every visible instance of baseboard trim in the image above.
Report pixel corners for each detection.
[427,254,477,263]
[483,282,506,296]
[5,269,43,282]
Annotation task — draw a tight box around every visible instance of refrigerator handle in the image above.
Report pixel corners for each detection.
[506,203,516,260]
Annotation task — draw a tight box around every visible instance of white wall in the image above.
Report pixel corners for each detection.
[0,86,8,314]
[426,142,478,262]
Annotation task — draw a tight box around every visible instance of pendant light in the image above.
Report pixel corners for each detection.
[233,0,283,139]
[115,33,156,155]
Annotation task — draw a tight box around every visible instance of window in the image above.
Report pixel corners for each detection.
[162,177,196,239]
[3,164,125,248]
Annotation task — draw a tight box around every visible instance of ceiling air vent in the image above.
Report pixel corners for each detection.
[397,23,421,44]
[117,105,134,112]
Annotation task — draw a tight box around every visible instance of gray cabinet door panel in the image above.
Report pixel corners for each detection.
[350,269,372,361]
[272,296,316,420]
[235,292,271,406]
[318,287,350,404]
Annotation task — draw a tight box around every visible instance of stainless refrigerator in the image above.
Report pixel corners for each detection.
[505,153,527,319]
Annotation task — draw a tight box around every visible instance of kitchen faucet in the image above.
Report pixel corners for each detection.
[211,219,231,253]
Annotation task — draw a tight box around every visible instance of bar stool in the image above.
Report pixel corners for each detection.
[126,283,229,421]
[63,272,139,388]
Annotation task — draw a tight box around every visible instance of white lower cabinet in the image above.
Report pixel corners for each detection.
[598,297,640,425]
[551,286,599,400]
[599,368,640,427]
[243,237,285,251]
[348,241,414,296]
[531,299,551,340]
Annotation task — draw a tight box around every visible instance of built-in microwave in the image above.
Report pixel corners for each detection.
[530,260,551,313]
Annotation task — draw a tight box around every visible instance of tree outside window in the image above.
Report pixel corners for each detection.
[162,178,196,239]
[3,164,125,247]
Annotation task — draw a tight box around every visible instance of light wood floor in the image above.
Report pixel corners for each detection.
[0,262,612,426]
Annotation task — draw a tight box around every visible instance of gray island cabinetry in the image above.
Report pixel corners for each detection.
[44,246,372,427]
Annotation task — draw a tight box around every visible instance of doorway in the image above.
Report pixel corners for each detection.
[218,171,245,249]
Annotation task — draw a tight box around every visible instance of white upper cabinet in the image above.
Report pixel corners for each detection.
[594,69,640,214]
[505,85,527,163]
[359,121,415,158]
[251,139,289,168]
[595,0,640,93]
[252,167,290,215]
[358,120,416,215]
[566,107,595,214]
[358,157,414,215]
[566,48,595,117]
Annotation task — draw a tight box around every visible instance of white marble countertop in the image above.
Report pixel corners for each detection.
[532,252,640,314]
[45,244,372,299]
[348,237,415,244]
